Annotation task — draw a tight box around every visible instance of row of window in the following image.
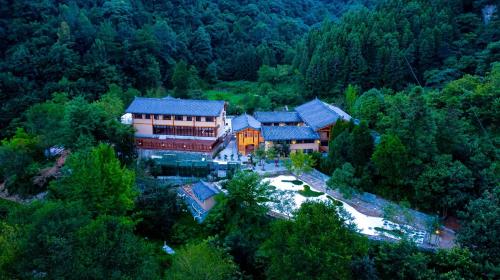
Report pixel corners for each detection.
[241,132,259,138]
[295,139,316,144]
[137,139,213,151]
[153,125,216,137]
[133,114,215,122]
[273,139,316,144]
[300,149,314,154]
[261,122,302,126]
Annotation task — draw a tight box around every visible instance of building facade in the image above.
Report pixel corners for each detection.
[126,97,227,153]
[232,114,264,155]
[179,181,221,222]
[295,99,352,152]
[232,99,351,155]
[261,126,320,154]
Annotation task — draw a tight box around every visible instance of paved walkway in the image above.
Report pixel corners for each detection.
[216,139,247,162]
[215,139,288,174]
[296,169,456,249]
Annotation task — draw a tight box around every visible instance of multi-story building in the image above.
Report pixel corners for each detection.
[295,98,352,152]
[254,111,304,126]
[125,96,227,153]
[232,98,351,155]
[232,114,263,155]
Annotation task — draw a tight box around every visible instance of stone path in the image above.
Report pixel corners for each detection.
[298,170,383,217]
[296,169,456,249]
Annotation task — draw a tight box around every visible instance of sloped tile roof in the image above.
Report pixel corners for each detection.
[125,96,225,116]
[192,181,220,201]
[254,111,301,123]
[294,99,351,130]
[261,126,319,141]
[232,114,261,132]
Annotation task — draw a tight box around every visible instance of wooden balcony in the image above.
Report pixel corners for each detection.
[136,137,219,152]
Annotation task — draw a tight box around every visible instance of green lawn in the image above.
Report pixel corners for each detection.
[204,89,246,104]
[298,185,324,197]
[374,227,405,239]
[205,81,256,101]
[281,179,304,186]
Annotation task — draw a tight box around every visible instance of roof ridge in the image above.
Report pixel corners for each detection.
[317,99,337,114]
[133,96,224,103]
[254,110,297,113]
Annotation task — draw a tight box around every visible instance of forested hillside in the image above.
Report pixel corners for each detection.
[0,0,373,136]
[294,0,500,99]
[0,0,499,279]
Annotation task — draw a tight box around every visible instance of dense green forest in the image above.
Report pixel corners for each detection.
[0,0,376,136]
[0,0,499,279]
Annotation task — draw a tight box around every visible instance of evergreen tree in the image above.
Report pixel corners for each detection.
[49,144,137,216]
[371,134,409,198]
[167,241,238,280]
[458,188,500,277]
[345,84,358,113]
[190,27,213,74]
[172,60,191,98]
[261,202,368,279]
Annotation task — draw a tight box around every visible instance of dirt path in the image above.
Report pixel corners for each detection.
[0,150,69,204]
[32,150,69,187]
[0,182,41,204]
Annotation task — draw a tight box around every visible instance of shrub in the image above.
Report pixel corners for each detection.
[298,185,324,197]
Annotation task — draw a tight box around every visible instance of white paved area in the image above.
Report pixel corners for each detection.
[216,139,248,162]
[265,175,425,243]
[214,139,287,174]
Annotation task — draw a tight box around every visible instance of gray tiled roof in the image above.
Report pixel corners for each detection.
[125,97,225,116]
[295,99,351,130]
[192,181,220,201]
[232,114,261,132]
[254,111,301,123]
[261,126,319,141]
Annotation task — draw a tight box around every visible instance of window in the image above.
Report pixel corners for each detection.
[153,125,167,134]
[196,116,202,122]
[205,116,214,122]
[320,140,329,146]
[152,126,217,137]
[196,127,215,137]
[296,139,315,144]
[153,115,159,120]
[163,115,171,120]
[302,149,314,154]
[133,114,142,119]
[145,114,151,119]
[186,116,192,121]
[175,115,183,121]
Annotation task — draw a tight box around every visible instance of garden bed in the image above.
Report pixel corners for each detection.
[298,185,324,197]
[281,179,303,185]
